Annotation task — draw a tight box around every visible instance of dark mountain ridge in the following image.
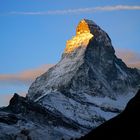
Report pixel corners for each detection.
[78,89,140,140]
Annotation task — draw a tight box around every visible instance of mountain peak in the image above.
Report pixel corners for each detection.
[76,19,97,35]
[64,19,114,60]
[64,19,94,53]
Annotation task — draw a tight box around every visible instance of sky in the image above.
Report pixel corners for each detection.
[0,0,140,106]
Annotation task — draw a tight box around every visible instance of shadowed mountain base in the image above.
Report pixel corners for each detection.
[78,89,140,140]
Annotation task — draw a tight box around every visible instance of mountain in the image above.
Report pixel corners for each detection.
[0,19,140,140]
[28,19,140,129]
[28,19,140,101]
[78,89,140,140]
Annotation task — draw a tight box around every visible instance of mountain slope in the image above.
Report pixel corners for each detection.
[78,89,140,140]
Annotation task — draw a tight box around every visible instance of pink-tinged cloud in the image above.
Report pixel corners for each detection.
[0,64,54,84]
[116,48,140,69]
[0,93,26,107]
[0,64,54,107]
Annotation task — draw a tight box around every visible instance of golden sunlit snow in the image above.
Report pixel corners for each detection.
[65,20,93,53]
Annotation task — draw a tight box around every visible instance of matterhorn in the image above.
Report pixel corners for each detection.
[0,19,140,140]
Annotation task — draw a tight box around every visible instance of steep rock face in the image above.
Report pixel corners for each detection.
[27,19,140,138]
[78,89,140,140]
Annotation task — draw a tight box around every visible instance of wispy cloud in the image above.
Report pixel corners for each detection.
[0,64,54,85]
[10,5,140,15]
[0,64,54,106]
[116,49,140,68]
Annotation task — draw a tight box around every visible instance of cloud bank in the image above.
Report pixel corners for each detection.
[0,64,54,85]
[116,49,140,68]
[0,65,53,107]
[10,5,140,15]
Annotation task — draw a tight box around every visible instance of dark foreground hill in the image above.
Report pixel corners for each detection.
[78,89,140,140]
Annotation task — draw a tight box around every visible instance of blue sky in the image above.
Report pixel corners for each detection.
[0,0,140,106]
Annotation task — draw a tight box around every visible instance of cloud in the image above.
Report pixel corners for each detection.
[116,48,140,68]
[0,64,54,107]
[10,5,140,15]
[0,64,54,85]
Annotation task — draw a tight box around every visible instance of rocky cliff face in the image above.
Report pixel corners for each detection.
[0,19,140,140]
